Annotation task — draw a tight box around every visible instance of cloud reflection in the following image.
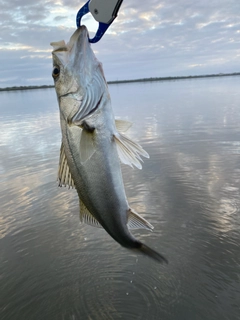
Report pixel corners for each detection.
[1,80,240,320]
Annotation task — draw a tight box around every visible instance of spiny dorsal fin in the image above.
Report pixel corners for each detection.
[58,142,75,188]
[80,200,102,228]
[114,133,149,169]
[127,208,154,231]
[80,129,96,163]
[115,119,132,132]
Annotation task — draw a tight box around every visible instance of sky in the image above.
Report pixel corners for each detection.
[0,0,240,87]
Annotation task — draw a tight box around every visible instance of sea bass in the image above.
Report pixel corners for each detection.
[51,26,167,263]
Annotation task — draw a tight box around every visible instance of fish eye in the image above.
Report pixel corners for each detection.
[52,66,60,79]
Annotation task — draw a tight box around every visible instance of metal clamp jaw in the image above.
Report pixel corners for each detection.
[76,0,123,43]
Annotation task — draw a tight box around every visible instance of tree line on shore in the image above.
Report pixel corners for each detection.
[0,72,240,92]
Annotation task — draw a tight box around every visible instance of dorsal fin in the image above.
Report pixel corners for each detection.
[114,133,149,169]
[58,143,75,188]
[115,119,132,132]
[79,200,102,228]
[127,208,154,230]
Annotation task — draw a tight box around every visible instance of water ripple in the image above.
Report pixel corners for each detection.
[1,81,240,320]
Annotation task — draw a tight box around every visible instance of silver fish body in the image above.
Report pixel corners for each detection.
[51,26,168,263]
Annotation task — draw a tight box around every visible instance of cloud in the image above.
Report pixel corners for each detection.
[54,16,68,21]
[0,0,240,86]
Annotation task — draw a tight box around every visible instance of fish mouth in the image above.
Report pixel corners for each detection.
[51,25,89,60]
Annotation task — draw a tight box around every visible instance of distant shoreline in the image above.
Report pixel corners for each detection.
[1,72,240,92]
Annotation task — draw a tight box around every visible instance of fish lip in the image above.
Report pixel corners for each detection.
[59,90,78,99]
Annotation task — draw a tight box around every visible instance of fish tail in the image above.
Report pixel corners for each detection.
[137,242,168,264]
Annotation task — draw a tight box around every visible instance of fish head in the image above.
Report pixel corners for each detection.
[51,26,103,121]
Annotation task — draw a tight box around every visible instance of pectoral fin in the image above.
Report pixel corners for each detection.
[80,127,96,163]
[80,200,102,228]
[127,208,154,231]
[114,133,149,169]
[58,143,75,188]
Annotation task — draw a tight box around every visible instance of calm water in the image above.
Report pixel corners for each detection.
[0,77,240,319]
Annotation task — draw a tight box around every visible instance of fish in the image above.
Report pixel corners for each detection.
[50,25,168,264]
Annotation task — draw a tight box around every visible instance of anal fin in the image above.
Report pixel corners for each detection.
[58,142,75,188]
[127,208,154,231]
[80,200,102,228]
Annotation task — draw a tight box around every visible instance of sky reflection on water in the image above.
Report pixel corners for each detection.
[0,78,240,319]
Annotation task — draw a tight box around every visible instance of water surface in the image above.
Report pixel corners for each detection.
[0,77,240,319]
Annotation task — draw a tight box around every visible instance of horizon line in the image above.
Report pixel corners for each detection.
[0,72,240,92]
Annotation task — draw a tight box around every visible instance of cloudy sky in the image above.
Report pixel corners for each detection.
[1,0,240,87]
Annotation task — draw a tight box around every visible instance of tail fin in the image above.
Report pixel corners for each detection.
[138,243,168,264]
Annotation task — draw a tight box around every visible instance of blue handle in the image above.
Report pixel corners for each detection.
[76,0,111,43]
[76,1,90,28]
